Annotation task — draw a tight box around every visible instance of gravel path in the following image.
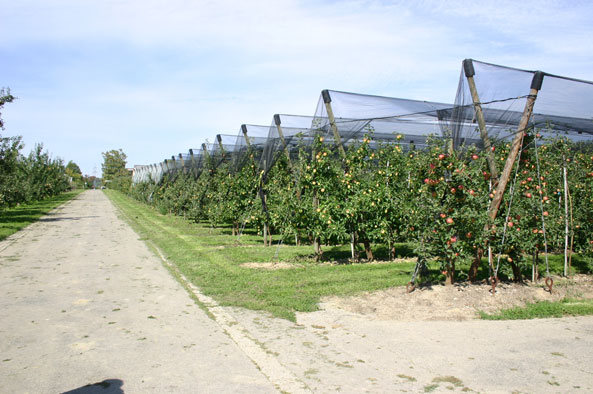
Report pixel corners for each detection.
[2,190,593,393]
[0,191,276,393]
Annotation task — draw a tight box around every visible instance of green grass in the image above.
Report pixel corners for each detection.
[479,298,593,320]
[105,190,593,321]
[0,190,83,241]
[106,190,423,321]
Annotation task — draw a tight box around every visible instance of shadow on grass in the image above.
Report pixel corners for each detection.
[0,191,82,241]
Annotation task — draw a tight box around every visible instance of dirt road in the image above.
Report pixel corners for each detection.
[1,190,592,393]
[0,191,276,393]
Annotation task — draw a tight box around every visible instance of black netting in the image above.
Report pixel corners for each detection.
[133,58,593,186]
[446,59,593,149]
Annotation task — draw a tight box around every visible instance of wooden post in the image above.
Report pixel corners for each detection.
[274,115,301,200]
[216,134,226,159]
[243,126,271,246]
[468,71,544,282]
[178,153,185,174]
[189,149,197,178]
[487,71,544,221]
[321,90,347,159]
[241,124,252,148]
[273,115,295,170]
[201,143,211,167]
[463,59,499,184]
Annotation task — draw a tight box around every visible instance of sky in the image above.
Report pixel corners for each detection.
[2,0,593,176]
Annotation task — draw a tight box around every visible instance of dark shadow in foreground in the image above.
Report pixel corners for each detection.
[61,379,124,394]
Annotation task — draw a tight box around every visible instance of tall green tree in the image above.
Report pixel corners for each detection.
[65,160,83,188]
[102,149,127,181]
[102,149,131,191]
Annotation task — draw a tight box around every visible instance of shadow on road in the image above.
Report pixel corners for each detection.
[61,379,124,394]
[39,215,99,222]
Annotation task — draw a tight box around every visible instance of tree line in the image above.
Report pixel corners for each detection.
[0,88,89,209]
[128,132,593,283]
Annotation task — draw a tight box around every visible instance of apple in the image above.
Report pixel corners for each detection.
[471,154,479,160]
[446,217,454,224]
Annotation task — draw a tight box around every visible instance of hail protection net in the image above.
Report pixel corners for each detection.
[312,90,453,151]
[234,125,269,173]
[447,59,593,149]
[260,114,318,175]
[133,58,593,186]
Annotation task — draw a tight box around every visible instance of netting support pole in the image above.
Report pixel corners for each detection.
[243,126,271,246]
[463,59,499,184]
[241,125,252,149]
[274,115,301,200]
[178,153,185,174]
[273,115,295,170]
[322,90,355,259]
[487,71,544,221]
[170,155,177,175]
[321,90,346,159]
[189,149,197,178]
[216,134,225,158]
[201,143,211,169]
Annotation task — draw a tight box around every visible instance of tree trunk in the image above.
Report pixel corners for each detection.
[363,239,373,260]
[445,261,455,285]
[468,248,483,282]
[510,260,523,283]
[313,238,322,261]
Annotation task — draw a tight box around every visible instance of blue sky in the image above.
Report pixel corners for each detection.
[2,0,593,176]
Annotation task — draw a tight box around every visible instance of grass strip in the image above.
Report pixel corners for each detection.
[479,298,593,320]
[0,190,84,241]
[105,190,419,321]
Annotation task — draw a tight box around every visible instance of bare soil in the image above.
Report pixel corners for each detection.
[323,274,593,321]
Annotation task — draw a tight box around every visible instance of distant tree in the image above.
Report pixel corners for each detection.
[102,149,131,191]
[0,88,22,206]
[66,161,82,175]
[0,87,16,130]
[65,160,83,189]
[0,134,24,207]
[102,149,127,181]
